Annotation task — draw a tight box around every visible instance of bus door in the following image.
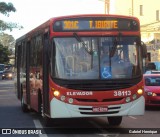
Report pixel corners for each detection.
[20,41,30,106]
[29,35,43,111]
[43,32,50,115]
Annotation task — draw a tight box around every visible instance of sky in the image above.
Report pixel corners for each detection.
[1,0,115,39]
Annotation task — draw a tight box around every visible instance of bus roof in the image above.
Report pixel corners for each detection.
[16,14,140,42]
[51,14,139,20]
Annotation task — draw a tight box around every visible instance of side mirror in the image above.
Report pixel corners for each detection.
[141,41,147,58]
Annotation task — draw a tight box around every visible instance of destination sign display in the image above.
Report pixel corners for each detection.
[53,17,139,31]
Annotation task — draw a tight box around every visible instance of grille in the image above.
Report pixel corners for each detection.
[150,101,160,104]
[79,106,121,115]
[53,78,141,91]
[76,98,123,103]
[80,111,119,115]
[156,93,160,96]
[63,82,133,91]
[79,106,121,110]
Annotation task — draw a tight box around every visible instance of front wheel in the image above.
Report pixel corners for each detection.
[107,116,122,126]
[43,115,53,127]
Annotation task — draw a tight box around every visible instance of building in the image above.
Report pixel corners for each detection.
[110,0,160,62]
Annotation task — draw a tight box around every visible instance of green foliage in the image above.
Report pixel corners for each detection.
[0,1,23,32]
[0,2,16,16]
[0,20,23,31]
[0,33,15,47]
[0,33,15,56]
[0,43,10,64]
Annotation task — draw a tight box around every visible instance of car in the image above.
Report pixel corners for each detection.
[143,74,160,107]
[2,70,13,80]
[0,64,5,75]
[145,70,160,74]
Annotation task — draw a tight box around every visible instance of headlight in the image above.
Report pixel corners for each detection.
[147,92,152,96]
[152,93,157,96]
[53,90,60,97]
[126,97,131,103]
[68,98,73,104]
[132,94,137,100]
[137,89,143,95]
[9,74,12,77]
[146,92,157,96]
[60,95,66,101]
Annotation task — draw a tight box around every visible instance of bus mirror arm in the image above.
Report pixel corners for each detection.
[141,41,147,58]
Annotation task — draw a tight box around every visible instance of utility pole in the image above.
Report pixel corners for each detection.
[99,0,110,14]
[132,0,134,16]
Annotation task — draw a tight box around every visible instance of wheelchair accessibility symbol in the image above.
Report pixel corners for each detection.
[101,67,112,79]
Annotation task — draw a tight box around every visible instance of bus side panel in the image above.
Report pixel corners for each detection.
[26,41,31,105]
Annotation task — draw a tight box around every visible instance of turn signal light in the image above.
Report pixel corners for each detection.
[53,90,60,97]
[137,89,143,95]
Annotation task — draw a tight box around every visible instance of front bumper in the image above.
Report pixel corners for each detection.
[50,96,145,118]
[145,96,160,106]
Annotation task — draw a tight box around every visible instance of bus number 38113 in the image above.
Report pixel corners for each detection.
[114,90,131,96]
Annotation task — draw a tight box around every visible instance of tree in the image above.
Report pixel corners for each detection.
[0,2,16,16]
[0,33,15,47]
[0,33,15,56]
[0,43,10,64]
[0,1,22,64]
[0,1,23,32]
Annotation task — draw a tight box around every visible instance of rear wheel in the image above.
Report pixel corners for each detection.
[108,116,122,126]
[21,97,29,112]
[21,92,29,113]
[38,91,43,115]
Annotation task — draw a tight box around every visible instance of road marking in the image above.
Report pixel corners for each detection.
[0,94,15,96]
[0,90,14,92]
[129,116,137,119]
[0,94,16,99]
[33,119,48,137]
[0,97,16,99]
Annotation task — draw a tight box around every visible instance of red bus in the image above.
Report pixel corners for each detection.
[15,14,147,126]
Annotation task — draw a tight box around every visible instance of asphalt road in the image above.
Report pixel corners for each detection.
[0,79,160,137]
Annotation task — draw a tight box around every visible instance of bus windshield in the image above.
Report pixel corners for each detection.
[52,36,142,80]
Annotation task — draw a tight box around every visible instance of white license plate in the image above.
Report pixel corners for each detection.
[92,107,108,112]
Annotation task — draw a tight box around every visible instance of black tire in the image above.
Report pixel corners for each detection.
[21,94,29,113]
[108,116,122,126]
[38,91,42,115]
[38,91,52,127]
[43,115,53,127]
[145,105,150,110]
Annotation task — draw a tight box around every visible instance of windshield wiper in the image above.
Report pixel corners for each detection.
[109,32,122,57]
[73,32,92,55]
